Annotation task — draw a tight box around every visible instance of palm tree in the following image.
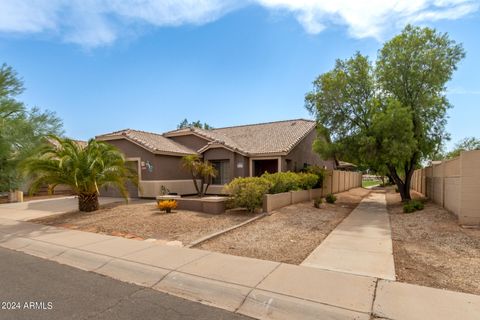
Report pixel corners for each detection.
[22,136,138,212]
[181,155,217,197]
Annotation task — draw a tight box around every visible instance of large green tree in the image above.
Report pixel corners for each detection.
[306,25,464,201]
[0,64,63,192]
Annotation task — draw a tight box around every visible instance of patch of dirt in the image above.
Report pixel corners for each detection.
[387,188,480,295]
[30,201,257,245]
[197,188,370,264]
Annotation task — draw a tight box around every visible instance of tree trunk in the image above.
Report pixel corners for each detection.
[78,193,99,212]
[191,174,201,196]
[387,165,411,202]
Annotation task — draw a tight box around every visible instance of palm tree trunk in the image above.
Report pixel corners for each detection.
[78,193,99,212]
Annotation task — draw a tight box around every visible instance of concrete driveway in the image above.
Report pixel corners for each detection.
[0,196,125,221]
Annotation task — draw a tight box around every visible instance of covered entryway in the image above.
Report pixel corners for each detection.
[100,160,139,198]
[252,159,279,177]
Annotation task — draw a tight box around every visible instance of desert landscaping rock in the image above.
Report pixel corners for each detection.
[387,187,480,295]
[197,188,370,264]
[31,201,258,244]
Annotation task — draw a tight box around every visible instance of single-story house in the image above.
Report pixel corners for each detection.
[96,119,335,197]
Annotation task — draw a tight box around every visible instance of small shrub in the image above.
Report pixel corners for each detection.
[313,197,323,208]
[403,199,424,213]
[304,165,325,188]
[403,202,415,213]
[411,199,424,211]
[158,200,177,213]
[325,193,337,204]
[225,177,272,213]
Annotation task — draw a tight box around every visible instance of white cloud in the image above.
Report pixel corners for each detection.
[0,0,477,47]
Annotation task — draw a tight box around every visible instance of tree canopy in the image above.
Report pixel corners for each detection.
[0,64,63,192]
[306,25,465,201]
[444,137,480,159]
[177,118,213,130]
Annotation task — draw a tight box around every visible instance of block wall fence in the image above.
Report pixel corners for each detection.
[263,170,362,213]
[411,150,480,225]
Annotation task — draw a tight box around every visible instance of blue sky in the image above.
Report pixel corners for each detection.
[1,1,479,151]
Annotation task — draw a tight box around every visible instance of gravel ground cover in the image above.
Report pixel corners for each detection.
[30,201,258,245]
[387,188,480,295]
[197,188,370,264]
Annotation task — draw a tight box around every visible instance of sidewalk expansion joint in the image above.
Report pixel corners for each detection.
[234,262,282,313]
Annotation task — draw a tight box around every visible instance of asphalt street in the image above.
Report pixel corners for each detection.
[0,247,253,320]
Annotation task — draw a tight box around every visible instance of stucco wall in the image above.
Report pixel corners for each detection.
[283,129,336,171]
[202,147,250,183]
[104,139,191,180]
[411,150,480,225]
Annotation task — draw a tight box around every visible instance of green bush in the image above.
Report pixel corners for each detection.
[403,199,424,213]
[261,172,299,193]
[403,202,415,213]
[225,177,272,213]
[325,193,337,204]
[411,199,424,210]
[313,197,323,208]
[297,172,319,190]
[304,165,325,188]
[261,171,319,194]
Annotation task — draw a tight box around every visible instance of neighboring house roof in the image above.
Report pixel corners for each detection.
[46,137,87,149]
[164,119,317,156]
[96,129,197,156]
[337,161,357,169]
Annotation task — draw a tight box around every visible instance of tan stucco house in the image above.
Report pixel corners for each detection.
[96,119,334,197]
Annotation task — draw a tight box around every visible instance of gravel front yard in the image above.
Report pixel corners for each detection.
[196,188,370,264]
[30,201,258,245]
[387,188,480,295]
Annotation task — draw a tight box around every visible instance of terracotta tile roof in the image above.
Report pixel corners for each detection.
[166,119,317,155]
[96,129,196,155]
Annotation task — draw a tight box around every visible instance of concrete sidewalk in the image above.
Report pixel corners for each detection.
[302,192,396,280]
[0,196,124,221]
[1,208,479,319]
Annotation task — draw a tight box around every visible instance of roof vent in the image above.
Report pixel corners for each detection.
[291,122,297,126]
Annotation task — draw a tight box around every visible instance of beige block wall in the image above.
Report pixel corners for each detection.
[332,171,340,193]
[459,150,480,225]
[339,171,345,192]
[412,150,480,225]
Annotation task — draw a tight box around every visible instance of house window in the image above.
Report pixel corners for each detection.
[211,160,230,185]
